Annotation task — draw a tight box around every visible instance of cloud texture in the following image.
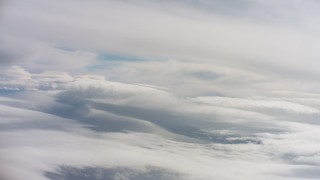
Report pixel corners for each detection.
[1,0,320,180]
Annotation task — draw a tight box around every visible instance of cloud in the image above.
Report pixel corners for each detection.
[2,1,320,180]
[0,67,320,180]
[0,36,98,73]
[3,0,320,77]
[191,96,319,114]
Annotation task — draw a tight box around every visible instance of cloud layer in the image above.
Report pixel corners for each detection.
[1,0,320,180]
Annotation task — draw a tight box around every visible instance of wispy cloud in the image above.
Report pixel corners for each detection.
[1,0,320,180]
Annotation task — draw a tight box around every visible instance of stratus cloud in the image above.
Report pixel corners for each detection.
[0,36,98,73]
[191,96,319,114]
[3,0,320,77]
[1,66,320,180]
[0,67,310,128]
[0,67,276,127]
[1,99,320,180]
[2,0,320,180]
[0,102,305,180]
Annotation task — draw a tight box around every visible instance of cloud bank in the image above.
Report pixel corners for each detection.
[1,0,320,180]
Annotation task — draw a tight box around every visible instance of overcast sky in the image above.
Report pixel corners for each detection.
[1,0,320,180]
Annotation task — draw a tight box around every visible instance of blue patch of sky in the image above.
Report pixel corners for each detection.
[56,46,146,62]
[97,53,145,62]
[82,52,147,72]
[0,88,21,94]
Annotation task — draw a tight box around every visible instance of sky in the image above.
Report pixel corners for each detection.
[1,0,320,179]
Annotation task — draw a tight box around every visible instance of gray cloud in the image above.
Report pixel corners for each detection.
[2,0,320,77]
[45,166,183,180]
[2,1,320,180]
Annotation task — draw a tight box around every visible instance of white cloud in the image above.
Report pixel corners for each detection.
[2,1,320,179]
[191,96,319,114]
[0,67,320,179]
[3,0,320,77]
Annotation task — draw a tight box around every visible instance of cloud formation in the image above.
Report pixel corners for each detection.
[1,0,320,180]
